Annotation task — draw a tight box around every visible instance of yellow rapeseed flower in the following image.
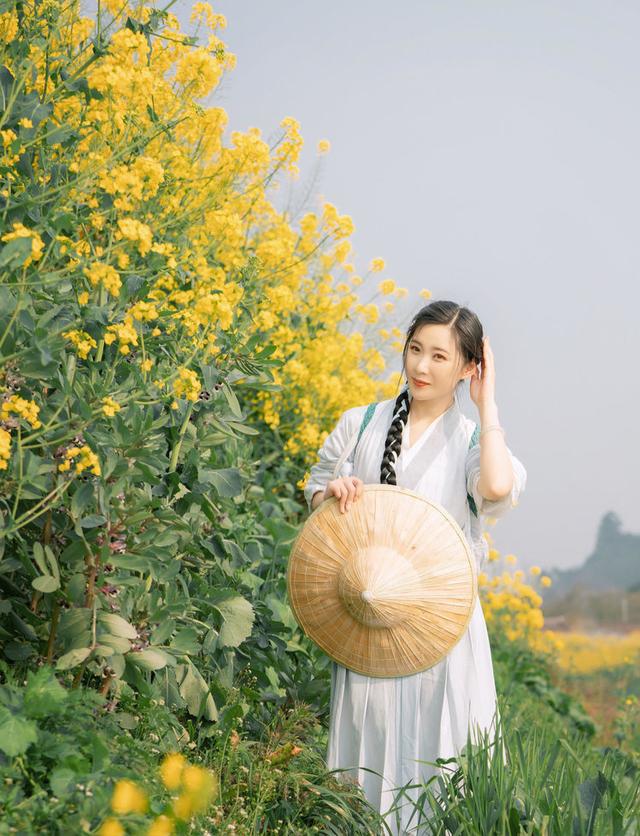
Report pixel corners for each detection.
[111,779,148,815]
[0,427,11,470]
[173,368,201,402]
[160,752,186,790]
[419,289,432,300]
[370,257,385,273]
[1,395,42,429]
[540,576,552,587]
[102,396,121,418]
[529,565,541,576]
[317,139,330,153]
[146,815,174,836]
[99,819,124,836]
[378,279,396,296]
[63,329,97,359]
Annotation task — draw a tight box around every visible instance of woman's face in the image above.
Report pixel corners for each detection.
[404,323,475,403]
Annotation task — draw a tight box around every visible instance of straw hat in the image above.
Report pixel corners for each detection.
[287,484,477,678]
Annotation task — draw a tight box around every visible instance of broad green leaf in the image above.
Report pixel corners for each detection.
[97,634,131,654]
[221,381,242,418]
[176,663,217,721]
[31,575,60,593]
[215,596,255,648]
[24,667,67,719]
[44,546,60,582]
[199,467,243,498]
[127,649,168,671]
[32,543,47,575]
[98,613,138,639]
[56,647,92,671]
[50,767,76,797]
[0,706,38,756]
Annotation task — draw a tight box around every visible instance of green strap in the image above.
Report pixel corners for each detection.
[356,402,377,448]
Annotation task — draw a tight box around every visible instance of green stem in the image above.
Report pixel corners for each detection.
[168,402,195,472]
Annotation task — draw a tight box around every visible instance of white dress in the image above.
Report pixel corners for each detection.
[303,393,527,835]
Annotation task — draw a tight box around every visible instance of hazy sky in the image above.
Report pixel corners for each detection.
[91,1,640,571]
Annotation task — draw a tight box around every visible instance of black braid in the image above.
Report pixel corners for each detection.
[380,388,410,485]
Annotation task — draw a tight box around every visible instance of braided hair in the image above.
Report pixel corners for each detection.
[379,300,484,485]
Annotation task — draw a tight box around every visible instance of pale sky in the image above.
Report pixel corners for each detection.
[87,1,640,571]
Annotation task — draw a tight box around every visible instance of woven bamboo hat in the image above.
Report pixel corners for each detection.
[287,484,477,678]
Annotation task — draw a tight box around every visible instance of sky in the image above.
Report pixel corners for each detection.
[86,1,640,572]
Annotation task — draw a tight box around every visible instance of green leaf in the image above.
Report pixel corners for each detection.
[44,546,60,582]
[49,767,76,797]
[0,706,38,756]
[32,542,47,575]
[98,613,138,639]
[221,381,242,418]
[215,596,255,648]
[24,668,68,719]
[176,663,217,721]
[127,649,168,671]
[71,482,94,519]
[0,236,32,268]
[31,575,60,593]
[199,467,243,498]
[56,647,92,671]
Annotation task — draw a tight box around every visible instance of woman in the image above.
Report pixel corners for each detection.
[303,300,527,834]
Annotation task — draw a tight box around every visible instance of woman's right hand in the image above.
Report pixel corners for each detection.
[323,476,364,514]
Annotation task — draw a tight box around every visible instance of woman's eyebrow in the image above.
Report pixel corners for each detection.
[410,339,449,354]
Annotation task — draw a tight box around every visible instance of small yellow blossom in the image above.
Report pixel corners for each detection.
[0,427,11,470]
[111,779,148,815]
[1,395,41,429]
[78,291,90,305]
[419,289,432,300]
[146,815,174,836]
[160,753,186,790]
[58,445,101,477]
[529,565,541,576]
[370,257,385,273]
[378,279,396,296]
[141,359,153,372]
[83,262,122,297]
[173,368,201,402]
[99,819,124,836]
[317,139,330,154]
[63,329,97,359]
[102,396,121,418]
[540,576,552,587]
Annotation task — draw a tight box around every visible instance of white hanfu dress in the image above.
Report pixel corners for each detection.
[303,393,527,835]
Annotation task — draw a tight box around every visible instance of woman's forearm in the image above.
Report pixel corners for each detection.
[476,400,514,500]
[310,489,325,511]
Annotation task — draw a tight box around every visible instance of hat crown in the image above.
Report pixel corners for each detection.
[337,546,420,628]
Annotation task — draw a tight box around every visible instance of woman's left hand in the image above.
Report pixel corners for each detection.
[469,336,496,408]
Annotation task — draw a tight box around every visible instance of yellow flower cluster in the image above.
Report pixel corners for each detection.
[1,221,44,266]
[172,368,201,402]
[479,539,560,654]
[102,396,121,417]
[548,630,640,674]
[58,444,101,476]
[63,329,97,359]
[1,395,42,429]
[83,262,122,297]
[104,317,138,355]
[0,427,11,470]
[159,752,219,820]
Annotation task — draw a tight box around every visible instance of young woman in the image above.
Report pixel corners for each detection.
[303,300,527,834]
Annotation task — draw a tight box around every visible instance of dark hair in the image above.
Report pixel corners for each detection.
[379,300,484,485]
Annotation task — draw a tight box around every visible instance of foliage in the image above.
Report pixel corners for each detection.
[0,0,408,727]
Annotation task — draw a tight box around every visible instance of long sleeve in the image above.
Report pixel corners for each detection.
[465,442,527,520]
[303,405,365,512]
